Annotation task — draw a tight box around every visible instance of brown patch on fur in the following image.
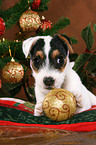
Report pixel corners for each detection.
[58,35,74,54]
[60,57,67,72]
[52,49,60,59]
[36,50,44,59]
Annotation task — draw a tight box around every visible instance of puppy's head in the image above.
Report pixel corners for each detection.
[22,34,73,90]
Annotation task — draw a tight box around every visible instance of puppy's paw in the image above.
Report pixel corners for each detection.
[34,110,41,116]
[34,110,44,116]
[76,95,84,108]
[76,106,86,113]
[75,94,92,113]
[34,105,44,116]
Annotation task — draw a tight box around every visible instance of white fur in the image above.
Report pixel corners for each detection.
[23,36,96,116]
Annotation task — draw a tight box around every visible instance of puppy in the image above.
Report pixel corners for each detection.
[22,34,96,116]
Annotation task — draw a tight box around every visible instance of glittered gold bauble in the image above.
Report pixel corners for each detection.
[43,88,77,121]
[19,8,41,32]
[2,58,24,83]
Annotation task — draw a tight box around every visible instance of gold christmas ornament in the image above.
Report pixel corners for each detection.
[19,8,41,31]
[43,88,77,121]
[2,58,24,83]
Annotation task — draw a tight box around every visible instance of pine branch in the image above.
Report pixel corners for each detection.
[37,0,50,11]
[0,57,11,69]
[1,0,29,29]
[0,40,28,69]
[29,0,50,11]
[0,0,50,29]
[1,0,28,20]
[37,17,70,36]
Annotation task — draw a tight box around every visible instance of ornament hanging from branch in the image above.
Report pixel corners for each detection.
[2,58,24,84]
[19,8,41,32]
[2,48,24,84]
[40,16,52,31]
[31,0,41,10]
[0,17,6,36]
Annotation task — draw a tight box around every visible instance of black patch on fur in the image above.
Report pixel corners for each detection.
[49,35,69,69]
[30,38,46,70]
[30,38,45,57]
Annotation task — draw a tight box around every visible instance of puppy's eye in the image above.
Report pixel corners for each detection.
[33,57,41,68]
[57,56,64,66]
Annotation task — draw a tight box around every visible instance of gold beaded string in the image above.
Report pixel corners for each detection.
[9,46,15,62]
[9,46,12,58]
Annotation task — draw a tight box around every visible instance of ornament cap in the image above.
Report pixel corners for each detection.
[28,7,31,10]
[41,16,45,20]
[11,57,15,62]
[3,38,5,41]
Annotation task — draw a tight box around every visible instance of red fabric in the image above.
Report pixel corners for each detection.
[0,100,34,114]
[0,120,96,132]
[0,99,96,132]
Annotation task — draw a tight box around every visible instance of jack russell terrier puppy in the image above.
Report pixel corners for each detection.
[22,34,96,116]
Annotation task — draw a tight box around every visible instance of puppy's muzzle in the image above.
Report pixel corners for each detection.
[43,77,55,87]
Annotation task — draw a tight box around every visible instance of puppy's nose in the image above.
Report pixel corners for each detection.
[43,77,55,86]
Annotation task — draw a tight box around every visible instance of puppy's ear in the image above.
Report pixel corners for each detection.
[58,34,74,54]
[22,36,39,58]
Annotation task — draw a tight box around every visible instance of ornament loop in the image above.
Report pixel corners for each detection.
[9,46,12,57]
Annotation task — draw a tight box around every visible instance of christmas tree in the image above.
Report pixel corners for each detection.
[0,0,96,101]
